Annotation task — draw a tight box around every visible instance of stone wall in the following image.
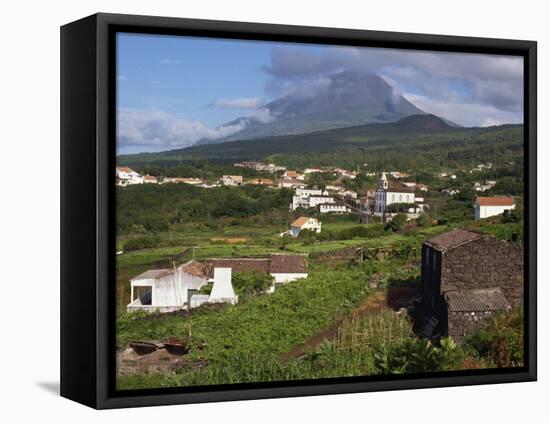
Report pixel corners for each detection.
[441,236,523,307]
[447,310,496,344]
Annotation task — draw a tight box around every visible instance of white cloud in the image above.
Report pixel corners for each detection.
[160,58,181,65]
[403,93,523,127]
[213,97,265,109]
[248,107,275,123]
[117,109,247,149]
[264,46,524,121]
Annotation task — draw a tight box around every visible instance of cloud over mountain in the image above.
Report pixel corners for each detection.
[263,46,523,126]
[117,109,247,149]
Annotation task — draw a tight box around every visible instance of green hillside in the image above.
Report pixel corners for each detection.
[118,115,523,173]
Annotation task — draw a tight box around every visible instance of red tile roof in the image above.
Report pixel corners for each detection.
[202,258,270,278]
[269,254,308,273]
[476,196,515,206]
[291,217,314,228]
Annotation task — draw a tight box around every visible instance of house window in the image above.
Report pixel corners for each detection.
[133,286,152,305]
[425,248,430,265]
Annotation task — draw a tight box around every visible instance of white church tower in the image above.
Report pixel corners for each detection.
[379,172,389,190]
[375,172,389,213]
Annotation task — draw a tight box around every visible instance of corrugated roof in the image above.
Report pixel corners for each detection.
[269,254,308,273]
[424,228,483,252]
[477,196,515,206]
[445,288,511,312]
[131,268,171,281]
[131,260,209,281]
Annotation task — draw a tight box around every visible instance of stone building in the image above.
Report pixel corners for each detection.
[421,228,523,342]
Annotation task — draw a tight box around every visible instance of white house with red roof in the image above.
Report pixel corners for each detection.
[475,196,516,220]
[116,166,144,186]
[143,175,158,184]
[289,217,321,237]
[127,260,239,313]
[222,175,243,186]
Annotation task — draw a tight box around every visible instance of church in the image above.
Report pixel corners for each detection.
[374,172,415,214]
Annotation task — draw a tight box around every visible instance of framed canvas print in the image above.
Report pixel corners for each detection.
[60,13,537,409]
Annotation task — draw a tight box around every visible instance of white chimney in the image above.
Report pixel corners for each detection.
[209,267,237,303]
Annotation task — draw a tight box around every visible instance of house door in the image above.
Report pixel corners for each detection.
[187,289,198,306]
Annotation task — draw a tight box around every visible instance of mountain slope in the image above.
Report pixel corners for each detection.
[198,71,427,144]
[118,115,521,168]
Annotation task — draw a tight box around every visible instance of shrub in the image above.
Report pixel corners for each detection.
[198,284,213,295]
[416,213,432,227]
[464,308,524,367]
[374,337,462,374]
[384,214,407,233]
[123,235,161,252]
[232,271,275,298]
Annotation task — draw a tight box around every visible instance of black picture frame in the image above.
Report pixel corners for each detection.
[60,12,537,409]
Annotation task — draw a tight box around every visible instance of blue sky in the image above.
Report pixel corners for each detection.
[117,32,524,154]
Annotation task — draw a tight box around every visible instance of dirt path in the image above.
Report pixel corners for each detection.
[279,291,387,363]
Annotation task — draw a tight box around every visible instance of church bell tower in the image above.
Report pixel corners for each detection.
[379,172,388,190]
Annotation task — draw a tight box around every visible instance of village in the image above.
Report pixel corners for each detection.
[112,130,532,398]
[116,161,516,229]
[115,153,522,384]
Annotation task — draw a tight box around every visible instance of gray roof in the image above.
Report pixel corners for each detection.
[131,268,171,281]
[445,288,511,312]
[424,228,483,252]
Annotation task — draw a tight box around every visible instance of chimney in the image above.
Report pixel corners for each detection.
[209,267,237,302]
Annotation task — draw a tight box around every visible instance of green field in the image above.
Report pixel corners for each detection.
[115,119,524,389]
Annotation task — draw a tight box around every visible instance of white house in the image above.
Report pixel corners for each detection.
[143,175,158,184]
[222,175,243,186]
[290,217,321,237]
[308,195,336,208]
[127,261,241,313]
[290,188,329,210]
[319,201,350,214]
[374,172,415,214]
[442,188,460,195]
[163,177,203,185]
[339,170,357,179]
[338,189,358,199]
[127,261,209,313]
[304,168,324,174]
[279,178,306,189]
[282,170,304,181]
[116,166,144,186]
[389,171,409,179]
[474,196,515,220]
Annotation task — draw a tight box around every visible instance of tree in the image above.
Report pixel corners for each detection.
[417,213,432,227]
[232,271,274,298]
[385,213,407,232]
[385,202,416,213]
